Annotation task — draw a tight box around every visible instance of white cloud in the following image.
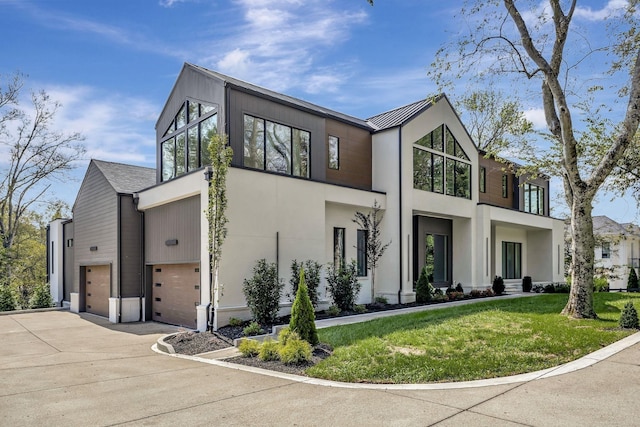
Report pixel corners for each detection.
[524,107,547,130]
[574,0,629,21]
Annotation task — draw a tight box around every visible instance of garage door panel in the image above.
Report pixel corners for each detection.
[86,265,110,317]
[152,264,200,328]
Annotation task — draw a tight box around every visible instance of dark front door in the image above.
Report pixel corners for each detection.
[413,216,453,288]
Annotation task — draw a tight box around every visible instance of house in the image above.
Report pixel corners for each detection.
[48,63,565,331]
[592,215,640,289]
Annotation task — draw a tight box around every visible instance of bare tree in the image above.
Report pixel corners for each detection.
[0,73,85,285]
[429,0,640,318]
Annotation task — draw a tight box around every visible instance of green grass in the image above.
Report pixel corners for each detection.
[306,293,640,384]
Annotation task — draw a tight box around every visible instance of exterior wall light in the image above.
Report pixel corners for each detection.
[204,166,213,182]
[165,239,179,246]
[90,246,98,251]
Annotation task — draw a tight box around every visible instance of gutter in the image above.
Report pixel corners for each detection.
[398,126,403,304]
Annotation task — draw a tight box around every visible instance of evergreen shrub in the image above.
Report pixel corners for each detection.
[619,301,639,329]
[278,337,312,365]
[289,269,319,345]
[242,259,284,325]
[326,260,360,311]
[415,266,434,303]
[628,268,639,291]
[492,276,505,295]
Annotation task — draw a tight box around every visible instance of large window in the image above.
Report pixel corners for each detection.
[425,234,448,284]
[357,229,368,276]
[328,135,339,170]
[243,114,310,178]
[523,183,545,215]
[334,228,345,268]
[502,241,522,279]
[479,166,486,193]
[413,124,471,199]
[160,100,218,182]
[502,174,509,198]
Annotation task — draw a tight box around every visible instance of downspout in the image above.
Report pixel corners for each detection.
[132,192,144,323]
[117,195,122,323]
[207,174,214,332]
[398,126,403,304]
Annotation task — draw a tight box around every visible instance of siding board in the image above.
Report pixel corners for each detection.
[119,194,144,298]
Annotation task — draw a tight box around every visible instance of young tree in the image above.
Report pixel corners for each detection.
[206,133,233,331]
[628,267,639,291]
[289,268,319,345]
[353,200,391,302]
[0,72,84,287]
[429,0,640,319]
[456,88,533,155]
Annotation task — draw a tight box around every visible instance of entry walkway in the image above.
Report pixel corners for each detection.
[1,308,639,426]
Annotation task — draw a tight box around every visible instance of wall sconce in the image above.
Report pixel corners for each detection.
[90,246,98,251]
[204,166,213,182]
[165,239,178,246]
[133,192,139,206]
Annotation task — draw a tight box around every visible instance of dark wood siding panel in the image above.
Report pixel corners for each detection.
[478,156,513,209]
[227,89,327,182]
[73,163,118,296]
[145,195,200,264]
[156,66,226,183]
[119,195,144,298]
[63,221,74,302]
[325,119,372,190]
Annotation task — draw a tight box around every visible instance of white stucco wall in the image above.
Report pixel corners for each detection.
[48,218,67,306]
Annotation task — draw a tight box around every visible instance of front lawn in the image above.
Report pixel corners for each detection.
[306,293,640,383]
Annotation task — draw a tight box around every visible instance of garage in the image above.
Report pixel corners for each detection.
[151,263,200,328]
[85,265,110,317]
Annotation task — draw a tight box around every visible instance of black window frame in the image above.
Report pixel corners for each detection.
[502,174,509,198]
[502,241,522,279]
[602,242,611,259]
[480,166,486,193]
[356,229,368,277]
[328,135,339,170]
[333,227,345,268]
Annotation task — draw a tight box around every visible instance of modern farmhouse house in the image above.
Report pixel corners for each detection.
[47,63,565,331]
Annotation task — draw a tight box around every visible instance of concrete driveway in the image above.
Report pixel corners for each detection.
[1,310,639,426]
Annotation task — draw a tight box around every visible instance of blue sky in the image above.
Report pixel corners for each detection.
[0,0,637,223]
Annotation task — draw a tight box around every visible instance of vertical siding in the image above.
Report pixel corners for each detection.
[325,119,372,190]
[479,156,513,209]
[73,162,118,297]
[119,194,144,298]
[145,195,200,264]
[63,221,74,302]
[228,88,327,182]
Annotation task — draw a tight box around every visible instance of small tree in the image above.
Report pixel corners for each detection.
[206,133,233,331]
[289,260,322,307]
[326,260,361,311]
[29,282,52,309]
[0,283,15,311]
[627,267,639,291]
[415,266,433,303]
[289,268,319,346]
[619,301,639,329]
[242,259,284,326]
[352,200,391,302]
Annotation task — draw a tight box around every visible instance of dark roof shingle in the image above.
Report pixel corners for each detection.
[92,160,156,194]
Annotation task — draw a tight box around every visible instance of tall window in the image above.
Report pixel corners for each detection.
[601,242,611,259]
[425,234,448,285]
[523,183,545,215]
[479,166,486,193]
[328,135,339,170]
[161,100,218,182]
[502,174,509,198]
[333,228,345,268]
[502,241,522,279]
[243,114,310,178]
[413,124,471,199]
[357,229,368,276]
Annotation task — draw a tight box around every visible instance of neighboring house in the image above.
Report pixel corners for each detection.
[48,63,565,331]
[592,215,640,289]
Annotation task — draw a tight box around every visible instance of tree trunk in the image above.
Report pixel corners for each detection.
[562,193,597,319]
[370,268,375,303]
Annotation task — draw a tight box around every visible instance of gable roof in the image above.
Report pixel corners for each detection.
[593,215,640,237]
[92,160,156,194]
[367,98,436,131]
[185,63,373,130]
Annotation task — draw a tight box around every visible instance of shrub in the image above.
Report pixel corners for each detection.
[0,285,16,312]
[242,259,284,325]
[374,296,388,305]
[228,317,243,327]
[29,282,52,309]
[415,266,433,303]
[278,327,300,346]
[326,260,361,311]
[326,305,341,316]
[470,289,482,298]
[258,338,280,361]
[354,304,367,314]
[543,284,556,293]
[238,339,261,357]
[447,291,464,301]
[619,301,639,329]
[289,268,319,345]
[481,288,494,297]
[289,260,322,307]
[593,276,609,293]
[455,283,464,293]
[433,288,444,296]
[445,285,455,295]
[522,276,532,293]
[243,321,264,337]
[432,293,448,303]
[278,337,312,365]
[554,283,571,293]
[532,284,544,293]
[492,276,505,296]
[628,268,639,291]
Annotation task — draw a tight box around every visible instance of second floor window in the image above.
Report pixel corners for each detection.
[523,183,545,215]
[243,114,310,178]
[602,242,611,259]
[502,174,508,198]
[479,167,486,193]
[328,135,339,170]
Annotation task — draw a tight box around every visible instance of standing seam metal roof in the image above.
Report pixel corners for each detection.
[366,98,435,131]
